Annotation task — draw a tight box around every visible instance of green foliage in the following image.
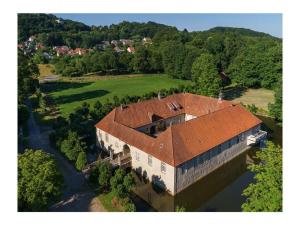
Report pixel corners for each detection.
[242,141,282,211]
[18,13,90,42]
[246,104,258,114]
[18,149,63,211]
[227,41,282,89]
[18,51,39,102]
[123,173,136,192]
[97,161,112,191]
[60,131,86,161]
[191,53,222,96]
[269,81,282,121]
[110,169,135,199]
[124,202,136,212]
[75,151,87,171]
[175,205,186,212]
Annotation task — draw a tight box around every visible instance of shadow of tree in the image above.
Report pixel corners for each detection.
[223,87,246,100]
[41,81,93,93]
[151,175,167,194]
[54,90,109,105]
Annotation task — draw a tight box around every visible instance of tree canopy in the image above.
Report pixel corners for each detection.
[191,53,222,97]
[18,149,63,211]
[242,142,282,211]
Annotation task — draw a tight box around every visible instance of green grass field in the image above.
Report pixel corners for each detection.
[232,88,275,110]
[42,74,191,117]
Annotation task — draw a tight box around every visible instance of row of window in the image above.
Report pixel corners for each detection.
[134,151,166,173]
[180,132,249,175]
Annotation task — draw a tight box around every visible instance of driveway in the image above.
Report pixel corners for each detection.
[26,101,106,212]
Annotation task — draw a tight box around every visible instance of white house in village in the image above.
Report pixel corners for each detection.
[95,93,267,195]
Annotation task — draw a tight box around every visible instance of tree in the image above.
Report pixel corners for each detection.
[269,81,282,121]
[191,53,222,97]
[124,202,136,212]
[75,151,87,171]
[60,131,86,161]
[18,149,63,211]
[123,173,135,192]
[98,161,112,191]
[175,205,186,212]
[242,142,282,211]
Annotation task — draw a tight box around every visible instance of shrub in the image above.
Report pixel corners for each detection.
[124,202,136,212]
[75,151,87,171]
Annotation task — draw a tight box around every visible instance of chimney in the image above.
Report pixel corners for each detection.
[158,91,161,100]
[120,104,123,111]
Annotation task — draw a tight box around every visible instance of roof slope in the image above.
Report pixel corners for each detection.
[95,93,261,167]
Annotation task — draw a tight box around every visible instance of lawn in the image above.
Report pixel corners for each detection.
[98,192,121,212]
[38,64,56,79]
[231,88,275,110]
[42,74,192,117]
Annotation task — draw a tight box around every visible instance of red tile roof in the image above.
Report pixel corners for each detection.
[95,93,261,167]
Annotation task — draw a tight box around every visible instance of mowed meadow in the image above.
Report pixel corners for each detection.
[41,74,192,117]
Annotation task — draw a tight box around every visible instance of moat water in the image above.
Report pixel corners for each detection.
[132,116,282,212]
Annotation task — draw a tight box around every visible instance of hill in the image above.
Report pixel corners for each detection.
[18,13,91,41]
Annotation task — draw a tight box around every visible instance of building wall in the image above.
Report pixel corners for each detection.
[174,125,261,193]
[130,145,175,195]
[96,128,176,194]
[96,124,261,195]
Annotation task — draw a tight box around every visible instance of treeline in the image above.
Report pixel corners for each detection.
[18,13,90,42]
[18,50,40,147]
[53,45,163,76]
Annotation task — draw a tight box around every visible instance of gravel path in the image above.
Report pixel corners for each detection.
[26,101,106,212]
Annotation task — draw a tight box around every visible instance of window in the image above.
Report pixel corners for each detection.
[105,133,109,142]
[98,130,102,140]
[241,133,245,141]
[217,145,222,154]
[135,151,140,161]
[161,162,166,173]
[228,140,232,148]
[148,155,152,166]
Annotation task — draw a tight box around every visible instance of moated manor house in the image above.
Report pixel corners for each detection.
[95,93,267,195]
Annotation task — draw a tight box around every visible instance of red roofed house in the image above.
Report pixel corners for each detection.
[95,93,267,195]
[127,46,135,53]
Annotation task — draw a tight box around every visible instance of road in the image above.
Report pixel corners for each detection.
[26,101,106,212]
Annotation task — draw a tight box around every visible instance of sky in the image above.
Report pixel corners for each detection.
[55,13,282,38]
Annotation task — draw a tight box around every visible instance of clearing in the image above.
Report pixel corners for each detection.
[42,74,191,117]
[230,88,275,110]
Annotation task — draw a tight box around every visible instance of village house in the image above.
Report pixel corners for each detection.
[95,93,267,195]
[113,46,124,53]
[120,39,133,46]
[111,40,121,46]
[53,46,69,56]
[142,37,152,44]
[127,46,135,53]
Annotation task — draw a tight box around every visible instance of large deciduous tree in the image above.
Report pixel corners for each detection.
[18,149,63,211]
[242,142,282,211]
[191,53,222,97]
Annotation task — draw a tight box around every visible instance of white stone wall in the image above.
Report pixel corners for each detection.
[130,146,175,195]
[96,127,176,194]
[96,128,126,155]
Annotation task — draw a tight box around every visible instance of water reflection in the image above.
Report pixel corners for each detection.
[132,116,282,212]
